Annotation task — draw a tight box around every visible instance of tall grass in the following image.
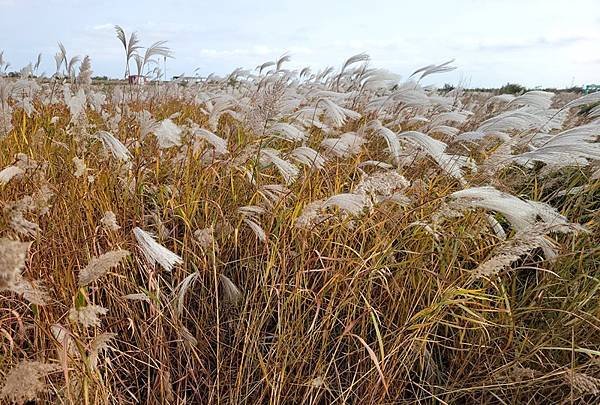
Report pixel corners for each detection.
[0,48,599,404]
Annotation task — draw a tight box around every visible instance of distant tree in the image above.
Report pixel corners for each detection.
[565,86,584,93]
[499,83,526,95]
[440,83,455,93]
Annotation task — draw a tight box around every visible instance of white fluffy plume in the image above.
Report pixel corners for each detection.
[154,119,182,148]
[133,227,183,271]
[95,131,132,161]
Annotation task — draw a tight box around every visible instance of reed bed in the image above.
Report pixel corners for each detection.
[1,37,599,403]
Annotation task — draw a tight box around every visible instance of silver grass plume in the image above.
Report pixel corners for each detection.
[0,165,24,185]
[449,186,584,256]
[507,90,554,110]
[259,184,291,206]
[340,53,370,76]
[193,127,228,155]
[0,239,49,305]
[371,122,403,165]
[123,293,151,302]
[68,305,108,328]
[0,238,31,290]
[449,186,575,232]
[290,146,326,169]
[512,124,600,168]
[77,55,92,87]
[89,332,117,370]
[354,170,411,205]
[194,227,215,250]
[410,59,456,81]
[260,148,299,185]
[133,227,183,271]
[100,211,121,231]
[95,131,132,161]
[320,132,366,158]
[115,25,141,78]
[78,249,130,286]
[319,98,361,127]
[11,279,50,305]
[154,119,182,149]
[358,160,395,170]
[563,91,600,110]
[238,206,267,242]
[220,274,243,304]
[1,361,60,404]
[65,87,87,120]
[323,193,372,215]
[267,122,307,142]
[72,156,87,177]
[472,223,559,279]
[398,130,475,180]
[295,199,328,229]
[566,372,600,395]
[175,272,199,316]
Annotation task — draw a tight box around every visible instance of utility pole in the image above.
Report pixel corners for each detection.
[164,56,167,82]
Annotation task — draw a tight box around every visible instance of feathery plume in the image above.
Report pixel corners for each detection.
[321,132,366,158]
[193,127,228,155]
[355,170,411,204]
[78,249,130,286]
[259,184,291,206]
[95,131,131,161]
[69,305,108,328]
[220,274,243,304]
[89,332,117,370]
[260,148,299,184]
[72,156,87,178]
[0,165,24,185]
[267,122,307,142]
[290,146,326,169]
[472,223,554,279]
[154,119,182,149]
[0,238,31,291]
[567,372,600,395]
[77,55,92,87]
[194,227,215,250]
[319,98,361,127]
[324,193,372,215]
[123,293,151,302]
[238,206,267,242]
[133,227,183,271]
[11,279,50,305]
[1,361,60,404]
[100,211,120,231]
[0,239,47,304]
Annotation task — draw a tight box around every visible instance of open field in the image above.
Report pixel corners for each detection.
[1,52,600,404]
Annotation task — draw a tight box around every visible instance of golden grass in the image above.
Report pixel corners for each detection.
[0,78,599,404]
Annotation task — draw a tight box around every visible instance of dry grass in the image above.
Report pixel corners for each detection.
[0,54,599,404]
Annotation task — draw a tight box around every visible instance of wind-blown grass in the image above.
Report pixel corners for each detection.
[0,49,599,404]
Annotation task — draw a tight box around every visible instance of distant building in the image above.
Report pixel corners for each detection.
[128,75,146,85]
[583,84,600,94]
[172,75,201,84]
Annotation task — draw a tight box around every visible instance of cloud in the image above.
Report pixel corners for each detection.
[92,23,114,31]
[474,36,588,52]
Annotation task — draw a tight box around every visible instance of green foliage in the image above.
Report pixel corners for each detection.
[499,82,526,95]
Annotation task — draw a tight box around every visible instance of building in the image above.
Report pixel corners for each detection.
[128,75,146,85]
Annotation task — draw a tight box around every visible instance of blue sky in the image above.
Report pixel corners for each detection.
[1,0,599,87]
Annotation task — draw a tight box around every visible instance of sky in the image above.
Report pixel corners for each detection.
[0,0,599,88]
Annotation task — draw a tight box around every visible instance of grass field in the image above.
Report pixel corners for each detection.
[1,49,600,404]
